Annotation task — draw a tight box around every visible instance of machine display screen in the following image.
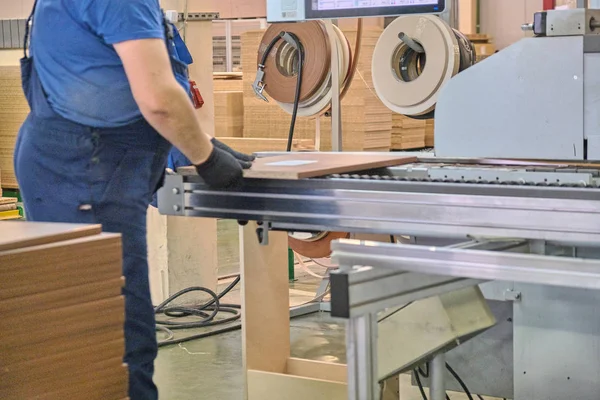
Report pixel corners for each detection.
[307,0,445,19]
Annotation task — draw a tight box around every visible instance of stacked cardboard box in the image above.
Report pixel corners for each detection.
[0,67,28,190]
[0,222,128,400]
[240,27,392,152]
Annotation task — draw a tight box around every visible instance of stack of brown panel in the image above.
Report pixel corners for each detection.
[213,73,243,92]
[467,34,497,63]
[425,119,435,148]
[0,67,28,190]
[0,222,128,400]
[214,91,244,138]
[391,114,427,150]
[240,27,392,152]
[0,197,19,220]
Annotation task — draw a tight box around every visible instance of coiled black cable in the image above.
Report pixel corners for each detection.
[155,275,242,347]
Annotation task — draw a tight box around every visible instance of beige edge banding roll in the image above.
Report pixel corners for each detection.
[372,15,460,117]
[258,21,354,118]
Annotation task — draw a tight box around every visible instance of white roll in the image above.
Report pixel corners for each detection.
[372,15,460,117]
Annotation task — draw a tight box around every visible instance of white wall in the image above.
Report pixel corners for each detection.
[480,0,542,50]
[0,0,35,19]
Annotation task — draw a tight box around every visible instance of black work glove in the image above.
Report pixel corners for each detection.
[195,146,244,189]
[211,138,255,169]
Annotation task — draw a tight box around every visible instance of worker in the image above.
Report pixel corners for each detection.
[12,1,253,399]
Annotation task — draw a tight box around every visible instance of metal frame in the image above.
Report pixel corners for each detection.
[330,239,600,400]
[159,173,600,246]
[157,160,600,400]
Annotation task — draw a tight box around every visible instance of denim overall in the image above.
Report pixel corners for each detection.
[13,2,190,399]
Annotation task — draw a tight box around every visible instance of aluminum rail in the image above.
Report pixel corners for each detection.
[159,174,600,246]
[330,240,600,291]
[328,239,528,318]
[330,239,600,400]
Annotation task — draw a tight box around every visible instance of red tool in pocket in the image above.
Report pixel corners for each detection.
[189,80,204,109]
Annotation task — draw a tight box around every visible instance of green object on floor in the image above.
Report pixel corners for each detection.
[2,188,25,218]
[2,189,21,202]
[288,248,295,282]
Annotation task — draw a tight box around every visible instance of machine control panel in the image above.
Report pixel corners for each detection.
[267,0,445,22]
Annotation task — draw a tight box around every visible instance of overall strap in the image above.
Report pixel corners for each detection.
[23,0,39,58]
[161,10,175,44]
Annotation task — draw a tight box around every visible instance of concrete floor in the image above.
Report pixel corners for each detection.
[153,221,504,399]
[154,312,344,400]
[153,272,504,400]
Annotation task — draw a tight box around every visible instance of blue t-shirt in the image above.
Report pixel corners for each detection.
[31,0,165,128]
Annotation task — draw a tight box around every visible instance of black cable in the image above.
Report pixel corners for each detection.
[415,363,449,400]
[259,33,285,66]
[477,395,485,400]
[258,32,304,153]
[446,363,474,400]
[155,275,242,347]
[377,302,413,323]
[414,370,428,400]
[287,38,304,152]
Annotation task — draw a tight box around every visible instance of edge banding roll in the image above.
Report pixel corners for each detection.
[257,21,355,118]
[373,15,475,118]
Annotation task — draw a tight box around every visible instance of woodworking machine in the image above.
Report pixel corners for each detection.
[158,3,600,400]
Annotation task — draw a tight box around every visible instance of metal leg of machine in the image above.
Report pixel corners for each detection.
[429,353,447,400]
[346,312,379,400]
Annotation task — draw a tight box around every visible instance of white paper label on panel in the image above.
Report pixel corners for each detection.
[265,160,318,166]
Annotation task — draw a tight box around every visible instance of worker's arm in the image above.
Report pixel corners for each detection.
[114,38,213,165]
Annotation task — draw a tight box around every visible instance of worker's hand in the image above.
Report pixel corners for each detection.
[211,138,255,169]
[195,146,244,188]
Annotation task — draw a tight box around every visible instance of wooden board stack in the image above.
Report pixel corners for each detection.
[240,27,392,152]
[213,73,244,92]
[212,72,312,150]
[391,114,426,150]
[0,67,28,190]
[214,91,244,138]
[467,34,497,62]
[0,197,19,220]
[213,73,245,138]
[0,222,128,400]
[425,119,435,148]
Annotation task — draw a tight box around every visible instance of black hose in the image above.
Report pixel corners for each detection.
[287,38,304,152]
[446,362,474,400]
[155,276,242,347]
[259,32,304,153]
[414,370,429,400]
